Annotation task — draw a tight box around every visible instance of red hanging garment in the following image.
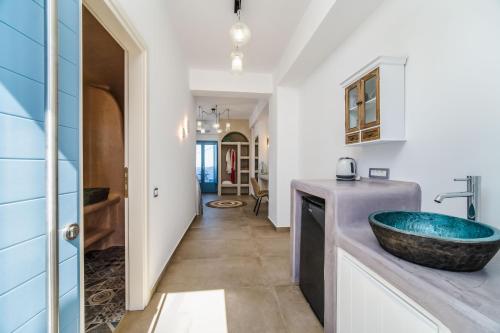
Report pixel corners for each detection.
[230,149,236,183]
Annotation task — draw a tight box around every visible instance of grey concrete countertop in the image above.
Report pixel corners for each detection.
[291,178,500,333]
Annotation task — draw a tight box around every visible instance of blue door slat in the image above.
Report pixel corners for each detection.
[59,287,79,330]
[59,92,78,128]
[58,125,78,162]
[59,161,78,194]
[58,0,78,33]
[59,22,77,65]
[0,273,45,333]
[59,192,78,228]
[12,310,46,333]
[0,114,45,159]
[0,236,45,295]
[60,319,79,333]
[58,57,78,96]
[0,160,45,204]
[0,22,44,83]
[59,230,78,263]
[32,0,44,8]
[0,0,44,44]
[59,255,78,297]
[0,198,45,250]
[0,66,44,121]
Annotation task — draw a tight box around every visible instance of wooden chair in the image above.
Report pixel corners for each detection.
[251,178,268,216]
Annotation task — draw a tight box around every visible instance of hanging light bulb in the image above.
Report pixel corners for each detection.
[213,122,220,129]
[229,21,251,47]
[231,49,244,74]
[216,128,223,134]
[200,128,206,134]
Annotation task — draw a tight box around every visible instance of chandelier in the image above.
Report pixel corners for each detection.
[197,105,231,134]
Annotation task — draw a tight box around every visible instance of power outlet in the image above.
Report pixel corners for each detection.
[369,168,390,179]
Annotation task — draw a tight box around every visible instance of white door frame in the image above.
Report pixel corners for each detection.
[80,0,150,317]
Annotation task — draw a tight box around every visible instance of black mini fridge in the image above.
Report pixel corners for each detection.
[299,195,325,325]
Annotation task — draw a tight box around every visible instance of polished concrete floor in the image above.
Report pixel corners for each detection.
[115,195,322,333]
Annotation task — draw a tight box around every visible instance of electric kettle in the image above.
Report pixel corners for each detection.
[336,157,357,181]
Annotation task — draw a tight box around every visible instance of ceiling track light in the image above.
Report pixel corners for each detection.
[234,0,241,14]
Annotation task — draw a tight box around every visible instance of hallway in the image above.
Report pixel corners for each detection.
[115,195,322,333]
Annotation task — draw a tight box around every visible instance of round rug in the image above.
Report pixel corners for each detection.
[206,199,247,209]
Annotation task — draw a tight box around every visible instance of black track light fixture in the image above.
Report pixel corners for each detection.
[234,0,242,14]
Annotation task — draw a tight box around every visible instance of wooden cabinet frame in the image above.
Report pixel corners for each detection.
[344,81,361,133]
[360,68,380,129]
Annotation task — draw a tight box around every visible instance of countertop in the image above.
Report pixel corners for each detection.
[291,178,500,333]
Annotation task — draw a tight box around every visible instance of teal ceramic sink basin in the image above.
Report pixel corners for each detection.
[369,211,500,271]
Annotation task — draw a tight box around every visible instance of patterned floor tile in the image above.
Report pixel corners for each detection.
[85,246,125,332]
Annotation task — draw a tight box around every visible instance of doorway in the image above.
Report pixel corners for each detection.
[196,141,218,193]
[82,7,126,332]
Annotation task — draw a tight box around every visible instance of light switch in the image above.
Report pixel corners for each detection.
[153,187,159,197]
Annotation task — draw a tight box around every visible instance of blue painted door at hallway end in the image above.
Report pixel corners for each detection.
[196,141,218,193]
[0,0,81,332]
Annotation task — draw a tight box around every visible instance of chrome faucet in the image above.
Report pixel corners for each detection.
[434,176,481,221]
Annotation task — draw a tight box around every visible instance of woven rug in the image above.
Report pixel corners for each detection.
[206,199,247,209]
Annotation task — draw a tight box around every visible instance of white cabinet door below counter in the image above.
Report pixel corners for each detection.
[337,248,450,333]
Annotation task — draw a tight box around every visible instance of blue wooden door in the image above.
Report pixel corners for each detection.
[0,1,81,332]
[196,141,218,193]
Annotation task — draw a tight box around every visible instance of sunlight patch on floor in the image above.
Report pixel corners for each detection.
[153,290,228,333]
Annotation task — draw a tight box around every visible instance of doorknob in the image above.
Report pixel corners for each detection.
[64,223,80,241]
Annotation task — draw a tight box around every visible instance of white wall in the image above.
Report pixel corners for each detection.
[115,0,196,291]
[297,0,500,227]
[269,87,299,227]
[252,107,269,171]
[190,69,273,96]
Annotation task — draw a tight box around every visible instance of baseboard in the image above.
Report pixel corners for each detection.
[149,214,197,297]
[266,216,290,232]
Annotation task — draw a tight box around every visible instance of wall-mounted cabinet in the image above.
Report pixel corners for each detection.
[341,56,407,145]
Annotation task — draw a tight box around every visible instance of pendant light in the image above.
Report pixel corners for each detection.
[230,0,251,47]
[229,21,251,47]
[225,108,231,132]
[231,48,244,74]
[229,1,250,73]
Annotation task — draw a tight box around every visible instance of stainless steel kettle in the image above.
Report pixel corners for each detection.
[336,157,357,181]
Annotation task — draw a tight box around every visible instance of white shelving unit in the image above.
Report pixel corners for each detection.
[219,141,251,196]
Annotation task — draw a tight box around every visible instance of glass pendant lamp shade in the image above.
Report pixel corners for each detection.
[229,21,251,46]
[225,122,231,132]
[231,50,244,73]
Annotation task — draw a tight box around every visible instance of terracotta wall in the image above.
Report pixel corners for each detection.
[83,8,125,251]
[83,85,125,250]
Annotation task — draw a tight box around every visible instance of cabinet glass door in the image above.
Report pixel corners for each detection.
[361,68,380,129]
[345,84,360,133]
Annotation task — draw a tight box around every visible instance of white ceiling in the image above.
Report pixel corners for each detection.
[166,0,312,72]
[195,96,257,120]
